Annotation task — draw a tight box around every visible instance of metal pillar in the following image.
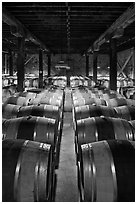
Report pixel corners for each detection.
[9,49,13,76]
[109,38,117,91]
[93,51,98,83]
[39,49,43,88]
[47,54,51,77]
[17,37,25,92]
[86,54,89,77]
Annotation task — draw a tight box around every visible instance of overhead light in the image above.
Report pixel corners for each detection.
[55,60,70,70]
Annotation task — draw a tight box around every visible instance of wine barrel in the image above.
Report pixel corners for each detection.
[4,96,33,106]
[75,117,134,159]
[2,139,54,201]
[114,105,135,121]
[76,116,135,144]
[100,92,122,100]
[2,78,9,86]
[106,97,135,107]
[32,78,39,88]
[74,105,117,121]
[73,93,91,100]
[73,97,106,107]
[78,140,135,202]
[2,88,11,103]
[17,104,62,141]
[2,104,21,119]
[15,92,37,100]
[2,116,57,150]
[30,96,62,107]
[17,104,60,119]
[13,78,17,85]
[25,78,33,88]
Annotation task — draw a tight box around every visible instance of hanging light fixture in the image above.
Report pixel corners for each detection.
[55,3,70,70]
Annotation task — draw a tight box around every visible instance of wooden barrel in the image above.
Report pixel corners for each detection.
[75,117,134,158]
[2,116,57,150]
[17,104,60,119]
[78,140,135,201]
[8,85,17,95]
[5,96,33,106]
[25,78,33,88]
[15,92,37,100]
[72,91,90,99]
[32,78,39,88]
[100,92,122,100]
[106,97,135,107]
[3,78,9,86]
[31,96,62,107]
[76,116,135,146]
[2,139,54,201]
[114,105,135,121]
[13,78,17,85]
[74,105,117,121]
[2,104,21,119]
[73,97,106,107]
[2,88,11,103]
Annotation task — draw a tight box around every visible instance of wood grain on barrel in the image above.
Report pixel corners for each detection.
[79,140,135,201]
[2,139,53,202]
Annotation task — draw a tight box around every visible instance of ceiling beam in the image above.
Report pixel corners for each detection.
[87,3,135,53]
[2,7,50,52]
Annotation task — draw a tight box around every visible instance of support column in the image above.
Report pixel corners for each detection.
[93,51,98,83]
[132,48,135,80]
[5,54,8,74]
[47,54,51,77]
[17,37,25,92]
[39,49,43,88]
[9,49,13,76]
[109,38,117,91]
[86,54,89,77]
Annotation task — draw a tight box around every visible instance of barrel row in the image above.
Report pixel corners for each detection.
[2,75,67,104]
[2,75,67,89]
[3,85,65,108]
[74,104,135,122]
[70,76,134,91]
[2,87,65,167]
[71,83,135,202]
[75,117,135,202]
[71,86,135,108]
[2,85,66,201]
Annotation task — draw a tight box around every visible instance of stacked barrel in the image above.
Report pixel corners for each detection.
[52,76,67,88]
[2,84,65,201]
[72,81,135,202]
[117,77,135,99]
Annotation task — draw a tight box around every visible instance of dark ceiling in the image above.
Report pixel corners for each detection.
[2,2,134,54]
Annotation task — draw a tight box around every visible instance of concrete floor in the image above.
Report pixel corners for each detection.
[55,88,79,202]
